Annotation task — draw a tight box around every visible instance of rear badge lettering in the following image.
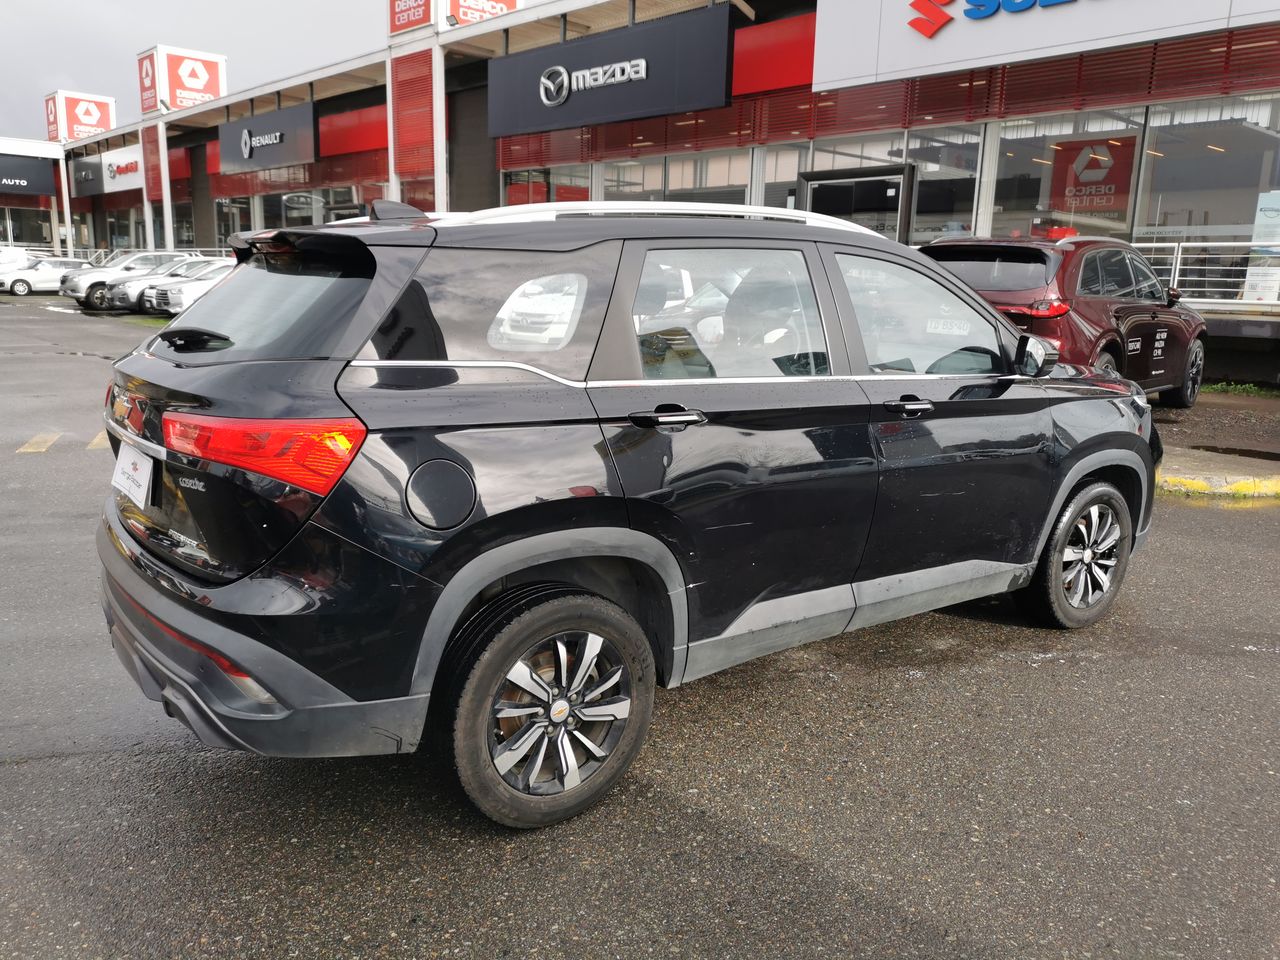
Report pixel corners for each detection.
[178,476,206,492]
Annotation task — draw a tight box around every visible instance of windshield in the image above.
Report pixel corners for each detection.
[149,249,375,365]
[926,247,1059,292]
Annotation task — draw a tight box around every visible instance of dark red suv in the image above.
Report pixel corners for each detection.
[923,238,1207,408]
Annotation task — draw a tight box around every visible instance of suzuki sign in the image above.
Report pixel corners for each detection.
[137,45,227,114]
[44,90,116,142]
[814,0,1280,90]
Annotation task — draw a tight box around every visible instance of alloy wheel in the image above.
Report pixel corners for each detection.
[490,631,631,796]
[1062,504,1122,608]
[11,280,30,296]
[1186,344,1204,404]
[89,286,108,310]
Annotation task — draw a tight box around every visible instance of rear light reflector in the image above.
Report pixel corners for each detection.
[1000,299,1073,319]
[162,413,366,496]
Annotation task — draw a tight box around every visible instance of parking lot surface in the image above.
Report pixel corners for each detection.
[1,297,1277,959]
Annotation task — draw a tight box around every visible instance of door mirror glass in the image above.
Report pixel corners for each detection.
[1014,334,1058,378]
[1166,287,1183,307]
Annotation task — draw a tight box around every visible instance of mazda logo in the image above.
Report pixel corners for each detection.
[539,66,569,107]
[241,128,252,160]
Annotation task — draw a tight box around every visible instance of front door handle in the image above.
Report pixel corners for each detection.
[883,397,935,419]
[628,405,707,431]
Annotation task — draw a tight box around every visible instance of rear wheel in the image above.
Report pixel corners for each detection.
[1018,481,1132,629]
[10,279,31,296]
[1094,351,1119,375]
[85,283,109,311]
[1158,339,1205,409]
[449,592,655,828]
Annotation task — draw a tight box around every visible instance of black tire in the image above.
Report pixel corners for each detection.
[1158,339,1205,409]
[1094,352,1119,375]
[10,279,31,297]
[1018,481,1133,630]
[85,283,109,311]
[449,591,655,828]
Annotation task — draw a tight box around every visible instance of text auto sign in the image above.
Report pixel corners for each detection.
[487,4,731,138]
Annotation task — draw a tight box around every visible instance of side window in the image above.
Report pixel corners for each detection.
[835,254,1004,376]
[359,241,622,381]
[631,248,828,380]
[132,255,159,269]
[1078,253,1103,296]
[1129,254,1165,302]
[1098,249,1135,298]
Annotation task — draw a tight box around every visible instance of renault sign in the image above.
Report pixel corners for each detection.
[218,102,316,174]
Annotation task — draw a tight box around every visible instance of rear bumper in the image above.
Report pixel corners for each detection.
[98,515,431,758]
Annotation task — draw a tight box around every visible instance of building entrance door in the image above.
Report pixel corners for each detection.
[799,165,916,243]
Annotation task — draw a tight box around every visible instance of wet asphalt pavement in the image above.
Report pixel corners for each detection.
[1,298,1278,959]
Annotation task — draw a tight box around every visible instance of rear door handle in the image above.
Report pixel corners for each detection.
[628,406,707,431]
[883,398,935,418]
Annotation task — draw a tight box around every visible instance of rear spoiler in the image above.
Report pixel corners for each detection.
[228,228,380,265]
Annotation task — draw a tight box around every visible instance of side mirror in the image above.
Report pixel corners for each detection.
[1014,334,1059,378]
[122,265,135,271]
[1166,287,1183,307]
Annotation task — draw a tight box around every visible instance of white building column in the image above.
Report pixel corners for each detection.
[57,154,74,257]
[385,54,401,203]
[157,122,175,250]
[973,120,1002,238]
[431,44,448,213]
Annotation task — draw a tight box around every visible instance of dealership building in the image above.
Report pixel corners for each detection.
[9,0,1280,333]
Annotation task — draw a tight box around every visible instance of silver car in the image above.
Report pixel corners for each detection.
[108,258,224,312]
[0,258,91,296]
[60,252,191,311]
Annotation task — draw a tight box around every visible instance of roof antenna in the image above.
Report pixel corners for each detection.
[369,198,427,221]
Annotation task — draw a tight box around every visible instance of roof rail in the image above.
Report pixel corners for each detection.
[1057,235,1131,247]
[430,201,880,236]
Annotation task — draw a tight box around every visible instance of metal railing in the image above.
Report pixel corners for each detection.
[1133,241,1280,313]
[82,247,233,266]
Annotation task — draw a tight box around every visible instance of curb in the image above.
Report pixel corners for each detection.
[1157,469,1280,499]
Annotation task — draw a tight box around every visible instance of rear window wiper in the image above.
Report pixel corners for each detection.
[156,327,234,351]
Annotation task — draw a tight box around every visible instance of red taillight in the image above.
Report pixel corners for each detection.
[999,299,1073,320]
[161,413,366,496]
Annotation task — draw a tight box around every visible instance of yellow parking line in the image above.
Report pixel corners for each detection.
[17,432,62,453]
[87,431,110,451]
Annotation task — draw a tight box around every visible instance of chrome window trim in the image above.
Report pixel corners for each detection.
[346,359,1018,388]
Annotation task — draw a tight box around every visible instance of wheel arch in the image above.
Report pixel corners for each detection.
[1093,336,1125,370]
[1035,448,1151,560]
[410,527,689,701]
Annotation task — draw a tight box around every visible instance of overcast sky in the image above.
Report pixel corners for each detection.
[1,0,389,140]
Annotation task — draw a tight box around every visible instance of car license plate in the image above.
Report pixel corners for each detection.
[926,316,971,337]
[111,442,154,510]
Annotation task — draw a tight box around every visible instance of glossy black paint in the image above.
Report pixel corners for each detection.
[100,213,1161,744]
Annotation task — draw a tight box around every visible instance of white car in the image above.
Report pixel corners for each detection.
[60,251,192,311]
[109,258,225,312]
[153,263,234,316]
[0,258,92,296]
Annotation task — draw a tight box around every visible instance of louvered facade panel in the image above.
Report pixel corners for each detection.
[391,50,434,181]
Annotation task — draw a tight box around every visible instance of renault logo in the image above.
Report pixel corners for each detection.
[539,66,569,107]
[241,128,253,160]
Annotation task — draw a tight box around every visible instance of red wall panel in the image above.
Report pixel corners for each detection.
[141,124,163,199]
[319,105,389,158]
[392,50,435,181]
[732,14,815,98]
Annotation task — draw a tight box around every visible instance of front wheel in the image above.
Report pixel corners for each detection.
[1018,481,1133,629]
[85,284,109,311]
[10,279,31,296]
[450,592,655,828]
[1159,339,1205,409]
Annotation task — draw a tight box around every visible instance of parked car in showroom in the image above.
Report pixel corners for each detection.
[151,262,234,315]
[922,237,1208,407]
[99,202,1161,829]
[61,251,192,311]
[109,258,224,312]
[0,257,91,296]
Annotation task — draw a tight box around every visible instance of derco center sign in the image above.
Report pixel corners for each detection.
[487,4,731,137]
[217,102,316,174]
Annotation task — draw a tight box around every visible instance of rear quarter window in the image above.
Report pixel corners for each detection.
[357,241,622,380]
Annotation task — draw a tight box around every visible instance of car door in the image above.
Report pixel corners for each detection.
[30,261,58,291]
[820,244,1057,619]
[1085,248,1161,383]
[586,240,879,679]
[1128,251,1187,388]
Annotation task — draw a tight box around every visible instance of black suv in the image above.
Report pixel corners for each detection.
[99,202,1160,828]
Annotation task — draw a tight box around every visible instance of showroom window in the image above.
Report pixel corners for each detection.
[762,143,809,209]
[811,131,905,173]
[992,108,1145,240]
[602,158,664,201]
[908,125,982,245]
[665,150,750,205]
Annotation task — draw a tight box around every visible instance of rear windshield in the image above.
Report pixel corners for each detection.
[149,249,375,365]
[925,247,1058,292]
[357,241,622,380]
